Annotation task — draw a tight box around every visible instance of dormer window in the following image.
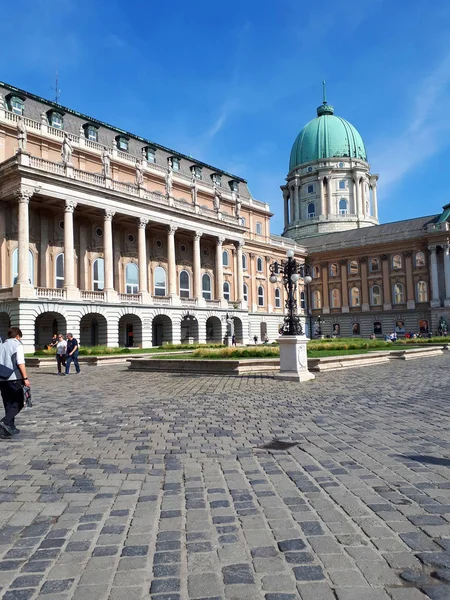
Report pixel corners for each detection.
[116,136,129,152]
[83,124,98,142]
[229,180,239,192]
[144,146,156,163]
[6,95,24,115]
[211,173,222,186]
[48,110,64,130]
[191,165,202,179]
[169,157,180,170]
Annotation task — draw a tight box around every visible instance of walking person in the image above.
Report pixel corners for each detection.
[56,334,67,375]
[65,333,80,375]
[0,327,30,437]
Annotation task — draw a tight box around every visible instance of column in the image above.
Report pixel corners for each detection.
[292,183,298,221]
[404,251,415,309]
[353,174,360,215]
[138,218,148,293]
[360,179,365,215]
[282,188,289,227]
[443,245,450,306]
[360,257,369,311]
[326,178,333,214]
[64,200,78,296]
[14,188,34,296]
[318,178,325,216]
[321,262,329,314]
[103,209,115,294]
[79,223,88,290]
[235,240,244,304]
[429,246,440,306]
[381,254,392,310]
[167,224,178,300]
[370,178,379,220]
[340,260,349,312]
[39,214,49,288]
[215,236,224,302]
[193,232,203,303]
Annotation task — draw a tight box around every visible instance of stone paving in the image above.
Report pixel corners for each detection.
[0,356,450,600]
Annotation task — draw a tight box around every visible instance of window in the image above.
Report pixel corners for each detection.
[116,136,129,151]
[350,287,360,307]
[307,202,316,218]
[191,165,202,179]
[415,251,425,267]
[84,125,98,142]
[307,184,314,193]
[330,263,338,277]
[349,260,359,275]
[300,291,305,309]
[202,273,211,300]
[370,285,382,306]
[275,288,281,308]
[55,253,64,288]
[12,248,34,285]
[256,222,263,235]
[241,217,246,227]
[419,319,429,334]
[222,250,229,267]
[242,254,247,270]
[171,157,180,170]
[229,180,239,192]
[392,254,402,270]
[352,323,360,335]
[9,96,24,115]
[179,270,190,298]
[243,283,248,302]
[417,280,428,303]
[331,288,341,308]
[312,265,321,278]
[154,266,167,296]
[373,321,382,335]
[339,180,346,190]
[370,258,380,272]
[211,173,222,186]
[333,324,340,336]
[393,283,404,304]
[49,111,63,129]
[312,290,321,309]
[93,258,104,291]
[145,147,156,163]
[125,263,139,294]
[256,257,263,272]
[339,198,348,215]
[258,285,264,307]
[223,281,230,301]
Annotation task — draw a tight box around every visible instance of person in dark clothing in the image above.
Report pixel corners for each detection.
[0,327,30,437]
[65,333,80,375]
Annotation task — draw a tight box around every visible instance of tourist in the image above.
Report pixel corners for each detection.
[264,334,269,344]
[0,327,30,437]
[56,334,67,376]
[369,333,376,340]
[232,334,236,346]
[46,334,58,350]
[65,333,80,375]
[253,335,258,345]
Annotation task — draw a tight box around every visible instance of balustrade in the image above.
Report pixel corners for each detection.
[118,293,142,304]
[81,290,106,302]
[35,287,66,299]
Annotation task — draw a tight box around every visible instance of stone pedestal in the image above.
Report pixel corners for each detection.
[275,335,315,382]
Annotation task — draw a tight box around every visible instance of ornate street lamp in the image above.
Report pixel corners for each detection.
[316,314,324,337]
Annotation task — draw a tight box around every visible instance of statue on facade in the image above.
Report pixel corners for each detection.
[233,191,241,218]
[135,158,144,187]
[190,174,198,206]
[17,116,27,153]
[438,316,448,335]
[165,165,173,198]
[101,146,111,178]
[213,184,222,212]
[61,133,73,165]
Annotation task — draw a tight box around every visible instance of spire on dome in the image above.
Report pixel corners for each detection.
[317,80,334,116]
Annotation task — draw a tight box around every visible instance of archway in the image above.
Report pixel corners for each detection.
[233,317,244,344]
[152,315,172,347]
[181,315,199,344]
[0,313,11,341]
[35,312,67,349]
[80,313,108,347]
[119,314,142,348]
[206,316,222,343]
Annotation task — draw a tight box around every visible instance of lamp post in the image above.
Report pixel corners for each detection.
[316,314,324,337]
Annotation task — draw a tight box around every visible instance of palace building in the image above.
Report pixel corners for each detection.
[0,80,448,351]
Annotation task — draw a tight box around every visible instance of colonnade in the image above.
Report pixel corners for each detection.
[429,244,450,307]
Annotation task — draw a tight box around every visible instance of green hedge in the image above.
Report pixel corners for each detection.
[30,343,224,357]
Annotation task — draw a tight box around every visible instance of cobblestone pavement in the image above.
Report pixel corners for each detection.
[0,356,450,600]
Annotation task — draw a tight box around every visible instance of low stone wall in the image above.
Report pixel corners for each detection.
[127,358,280,375]
[26,350,193,368]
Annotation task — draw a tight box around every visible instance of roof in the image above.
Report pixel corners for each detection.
[292,214,439,253]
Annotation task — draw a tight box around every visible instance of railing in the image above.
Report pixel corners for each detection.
[206,299,221,307]
[29,156,65,175]
[0,287,13,300]
[35,287,66,299]
[180,298,197,307]
[81,290,106,302]
[74,169,104,186]
[116,149,136,163]
[119,293,142,303]
[112,180,139,196]
[84,138,104,152]
[153,296,171,305]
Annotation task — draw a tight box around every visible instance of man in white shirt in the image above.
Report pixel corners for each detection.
[0,327,30,437]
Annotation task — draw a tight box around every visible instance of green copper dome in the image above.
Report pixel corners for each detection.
[289,101,367,171]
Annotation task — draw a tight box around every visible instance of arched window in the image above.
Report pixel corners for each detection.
[256,222,263,235]
[256,257,263,272]
[415,251,425,267]
[243,283,248,302]
[12,248,34,285]
[352,323,361,335]
[313,265,321,278]
[339,180,346,190]
[242,254,247,270]
[300,290,305,309]
[373,321,382,335]
[258,285,264,306]
[202,273,211,300]
[223,281,230,301]
[125,263,139,294]
[370,285,381,306]
[339,198,348,215]
[222,250,229,267]
[307,202,316,218]
[349,260,359,275]
[393,283,404,304]
[312,290,321,309]
[350,287,360,307]
[417,281,428,303]
[392,254,402,270]
[330,263,338,277]
[93,258,104,291]
[331,288,341,308]
[275,288,281,308]
[154,266,167,296]
[370,258,380,272]
[55,253,64,288]
[179,270,190,298]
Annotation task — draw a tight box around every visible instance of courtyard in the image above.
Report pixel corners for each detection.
[0,358,449,600]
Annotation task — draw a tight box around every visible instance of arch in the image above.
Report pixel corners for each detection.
[152,314,172,346]
[369,258,380,272]
[393,282,404,304]
[80,312,107,347]
[233,317,244,344]
[256,257,263,272]
[370,284,381,306]
[55,253,64,288]
[307,202,316,218]
[125,262,139,294]
[349,260,359,275]
[202,273,212,300]
[35,311,67,349]
[416,280,428,302]
[181,314,199,344]
[339,198,348,215]
[206,316,222,343]
[312,290,321,309]
[179,270,190,298]
[312,265,320,278]
[93,257,105,291]
[242,254,247,270]
[392,254,402,270]
[329,263,338,277]
[330,288,341,308]
[350,287,360,307]
[154,266,167,296]
[222,250,230,267]
[258,285,264,306]
[0,312,11,340]
[223,281,230,301]
[275,288,281,308]
[243,283,248,302]
[12,248,34,285]
[119,313,142,347]
[415,251,426,267]
[373,321,382,335]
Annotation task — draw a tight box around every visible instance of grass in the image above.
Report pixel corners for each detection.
[28,343,224,357]
[308,348,370,357]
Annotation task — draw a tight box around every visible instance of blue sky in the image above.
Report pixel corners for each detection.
[3,0,450,234]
